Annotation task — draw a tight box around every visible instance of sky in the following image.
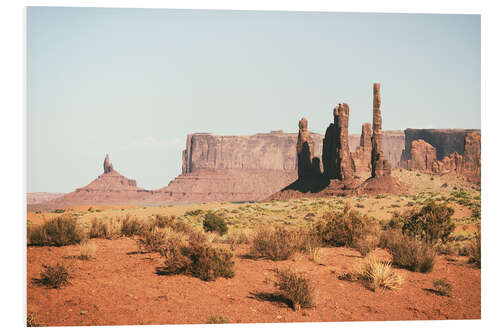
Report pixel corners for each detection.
[27,7,480,193]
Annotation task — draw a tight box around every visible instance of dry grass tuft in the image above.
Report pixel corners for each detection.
[33,263,72,289]
[433,279,453,296]
[78,240,97,260]
[355,254,405,291]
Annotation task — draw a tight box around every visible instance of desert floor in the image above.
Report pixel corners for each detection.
[26,170,481,326]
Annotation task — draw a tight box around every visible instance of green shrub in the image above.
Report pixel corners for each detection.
[33,263,71,289]
[389,201,455,244]
[275,267,315,311]
[433,279,453,296]
[161,242,235,281]
[380,230,436,273]
[52,209,65,214]
[28,215,84,246]
[203,212,228,236]
[313,204,380,249]
[250,226,303,261]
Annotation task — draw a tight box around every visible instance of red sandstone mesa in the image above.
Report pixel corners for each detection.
[405,139,438,171]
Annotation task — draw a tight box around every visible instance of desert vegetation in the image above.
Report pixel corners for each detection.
[26,172,481,325]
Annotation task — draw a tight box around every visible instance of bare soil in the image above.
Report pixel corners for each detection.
[27,238,480,326]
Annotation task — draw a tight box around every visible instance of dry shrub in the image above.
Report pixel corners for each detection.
[206,315,231,324]
[33,263,71,289]
[301,232,323,263]
[433,278,453,296]
[250,226,303,261]
[28,215,84,246]
[78,240,97,260]
[353,233,380,257]
[468,231,481,267]
[380,230,436,273]
[27,311,39,327]
[313,204,380,250]
[89,218,122,239]
[161,242,235,281]
[223,228,252,246]
[120,215,145,236]
[137,227,175,253]
[354,254,404,291]
[275,267,315,311]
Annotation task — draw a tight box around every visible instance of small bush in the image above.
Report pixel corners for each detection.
[353,233,379,256]
[275,267,315,311]
[389,201,455,244]
[206,315,231,324]
[203,212,228,236]
[78,240,97,260]
[250,226,303,261]
[137,227,169,253]
[28,215,84,246]
[223,228,252,246]
[468,231,481,267]
[354,254,404,291]
[33,263,71,289]
[27,311,39,327]
[121,215,145,236]
[89,218,122,239]
[161,242,235,281]
[433,279,453,296]
[380,230,436,273]
[313,204,380,249]
[52,209,65,213]
[185,209,203,216]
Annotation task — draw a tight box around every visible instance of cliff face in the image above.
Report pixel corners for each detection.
[401,129,480,161]
[182,131,324,174]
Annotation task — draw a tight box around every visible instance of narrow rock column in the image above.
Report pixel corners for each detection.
[297,117,314,179]
[371,83,390,177]
[103,154,114,173]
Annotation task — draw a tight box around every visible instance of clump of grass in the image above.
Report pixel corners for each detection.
[223,228,252,246]
[203,212,228,236]
[89,218,122,239]
[120,215,145,236]
[137,227,170,253]
[206,315,231,324]
[250,226,303,261]
[52,209,65,213]
[433,279,453,296]
[33,263,71,289]
[27,311,39,327]
[354,254,405,291]
[78,240,97,260]
[275,267,315,311]
[353,234,380,257]
[28,215,85,246]
[160,242,235,281]
[379,230,436,273]
[185,209,203,216]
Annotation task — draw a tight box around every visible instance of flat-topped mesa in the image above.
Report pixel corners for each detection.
[371,83,391,177]
[296,117,315,179]
[103,154,114,173]
[322,103,355,181]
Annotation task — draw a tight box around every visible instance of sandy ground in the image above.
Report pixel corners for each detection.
[27,238,480,326]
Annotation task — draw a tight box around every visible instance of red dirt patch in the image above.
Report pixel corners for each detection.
[27,238,480,326]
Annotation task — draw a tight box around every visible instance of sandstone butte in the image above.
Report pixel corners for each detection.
[28,85,481,209]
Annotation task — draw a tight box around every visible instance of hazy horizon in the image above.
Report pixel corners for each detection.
[28,7,480,193]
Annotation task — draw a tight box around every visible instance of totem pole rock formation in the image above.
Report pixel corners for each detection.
[103,154,114,173]
[351,123,372,173]
[354,83,409,195]
[370,83,391,177]
[322,103,355,181]
[297,117,315,179]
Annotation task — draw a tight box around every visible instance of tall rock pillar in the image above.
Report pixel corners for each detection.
[297,117,314,179]
[371,83,391,177]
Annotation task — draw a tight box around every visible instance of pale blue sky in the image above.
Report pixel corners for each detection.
[27,7,480,193]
